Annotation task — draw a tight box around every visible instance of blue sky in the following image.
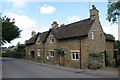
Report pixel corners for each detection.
[1,0,118,47]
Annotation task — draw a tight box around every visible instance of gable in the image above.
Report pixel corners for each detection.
[88,19,105,38]
[26,31,48,45]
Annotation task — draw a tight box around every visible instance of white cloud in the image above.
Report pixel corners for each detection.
[40,4,56,14]
[8,0,26,8]
[67,15,81,24]
[2,12,39,47]
[4,12,37,30]
[102,22,118,40]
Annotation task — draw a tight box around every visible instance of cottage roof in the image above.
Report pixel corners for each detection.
[52,18,94,39]
[26,31,48,45]
[105,34,115,42]
[26,34,37,45]
[26,18,95,45]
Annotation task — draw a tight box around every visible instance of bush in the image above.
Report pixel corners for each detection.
[2,50,25,59]
[88,61,103,70]
[107,59,116,67]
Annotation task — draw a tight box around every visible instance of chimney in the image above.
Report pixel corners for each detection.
[51,21,59,29]
[60,24,65,27]
[90,5,99,20]
[31,31,36,37]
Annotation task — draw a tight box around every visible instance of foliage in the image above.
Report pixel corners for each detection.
[88,52,104,70]
[106,59,116,67]
[2,43,26,58]
[115,40,120,49]
[1,16,22,45]
[114,40,120,55]
[106,1,120,24]
[88,61,103,70]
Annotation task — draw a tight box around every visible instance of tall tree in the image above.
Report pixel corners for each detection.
[107,1,120,24]
[1,16,22,45]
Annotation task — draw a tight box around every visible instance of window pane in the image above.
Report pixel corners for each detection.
[72,53,75,59]
[92,31,95,40]
[49,51,54,57]
[76,53,78,59]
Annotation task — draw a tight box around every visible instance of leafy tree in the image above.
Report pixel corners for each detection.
[107,1,120,24]
[1,16,22,45]
[115,40,120,49]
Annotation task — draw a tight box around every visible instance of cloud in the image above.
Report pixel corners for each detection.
[102,22,118,40]
[3,12,39,47]
[40,4,56,14]
[8,0,26,8]
[67,15,81,24]
[4,12,37,30]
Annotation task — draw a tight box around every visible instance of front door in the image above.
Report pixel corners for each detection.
[59,52,65,66]
[31,51,35,60]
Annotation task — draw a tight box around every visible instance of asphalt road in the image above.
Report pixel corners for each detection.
[1,57,118,78]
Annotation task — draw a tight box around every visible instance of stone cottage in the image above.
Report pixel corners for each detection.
[26,5,115,69]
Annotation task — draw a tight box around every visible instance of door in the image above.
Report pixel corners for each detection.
[31,51,35,60]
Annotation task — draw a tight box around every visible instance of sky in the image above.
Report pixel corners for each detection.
[1,0,118,47]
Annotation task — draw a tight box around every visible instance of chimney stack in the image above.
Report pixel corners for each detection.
[90,5,99,20]
[60,24,65,27]
[51,21,59,29]
[31,31,36,37]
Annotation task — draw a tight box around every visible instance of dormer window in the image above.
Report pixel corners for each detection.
[91,30,95,40]
[49,35,54,43]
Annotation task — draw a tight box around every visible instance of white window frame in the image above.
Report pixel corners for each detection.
[49,50,55,57]
[49,35,54,43]
[37,49,41,56]
[71,50,79,60]
[91,30,95,40]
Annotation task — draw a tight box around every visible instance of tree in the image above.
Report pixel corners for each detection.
[107,1,120,24]
[1,16,22,45]
[115,40,120,49]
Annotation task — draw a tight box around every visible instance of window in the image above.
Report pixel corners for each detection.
[49,50,55,57]
[49,36,54,43]
[91,30,95,40]
[71,50,79,60]
[28,50,31,55]
[37,49,41,56]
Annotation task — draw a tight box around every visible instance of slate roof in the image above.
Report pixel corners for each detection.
[105,34,115,42]
[26,34,37,45]
[26,18,95,45]
[26,31,48,45]
[52,18,94,39]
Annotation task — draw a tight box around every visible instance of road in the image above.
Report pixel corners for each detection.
[1,57,118,78]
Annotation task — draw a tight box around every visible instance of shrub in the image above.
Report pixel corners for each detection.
[88,61,103,70]
[107,59,116,67]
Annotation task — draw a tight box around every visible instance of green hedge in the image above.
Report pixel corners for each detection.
[2,50,25,58]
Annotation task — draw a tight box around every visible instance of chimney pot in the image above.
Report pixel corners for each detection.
[51,21,59,29]
[31,31,36,37]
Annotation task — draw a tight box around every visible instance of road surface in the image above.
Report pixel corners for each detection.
[1,57,118,78]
